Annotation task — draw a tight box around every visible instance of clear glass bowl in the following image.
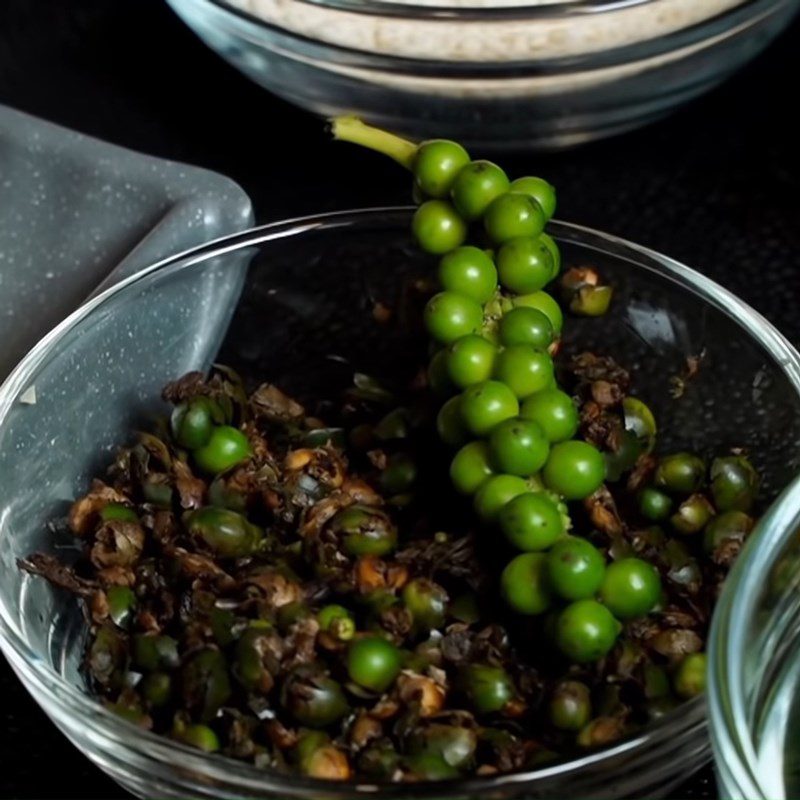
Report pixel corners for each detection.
[164,0,800,149]
[2,209,800,799]
[708,475,800,799]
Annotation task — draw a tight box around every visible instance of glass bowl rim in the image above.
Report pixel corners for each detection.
[1,206,799,795]
[707,474,800,799]
[198,0,772,23]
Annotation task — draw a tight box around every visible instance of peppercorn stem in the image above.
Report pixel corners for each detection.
[330,116,417,170]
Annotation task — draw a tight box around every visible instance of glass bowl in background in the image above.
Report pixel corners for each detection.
[2,209,800,798]
[709,475,800,800]
[164,0,800,149]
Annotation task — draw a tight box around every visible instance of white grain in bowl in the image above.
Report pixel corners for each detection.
[223,0,747,61]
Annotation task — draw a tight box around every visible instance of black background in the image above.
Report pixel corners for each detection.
[0,1,798,797]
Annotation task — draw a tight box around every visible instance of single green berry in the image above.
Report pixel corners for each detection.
[446,335,497,389]
[501,552,552,615]
[488,417,550,476]
[493,345,554,400]
[450,441,495,495]
[459,380,519,436]
[546,537,606,601]
[499,491,564,551]
[520,389,579,443]
[347,637,402,693]
[473,474,528,522]
[484,193,546,244]
[451,160,510,221]
[498,306,554,350]
[412,200,467,255]
[438,246,498,304]
[599,557,661,619]
[413,139,471,198]
[424,291,483,345]
[543,441,605,500]
[496,237,554,294]
[555,600,620,663]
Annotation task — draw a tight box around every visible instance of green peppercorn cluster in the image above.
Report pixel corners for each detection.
[333,117,661,664]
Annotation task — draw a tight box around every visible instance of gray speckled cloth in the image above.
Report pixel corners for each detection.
[0,104,254,381]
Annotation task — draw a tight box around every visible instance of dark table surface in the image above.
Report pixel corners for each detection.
[1,0,799,797]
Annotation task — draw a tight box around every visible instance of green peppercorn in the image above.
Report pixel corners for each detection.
[413,139,471,198]
[428,349,457,397]
[409,723,477,769]
[347,636,402,693]
[622,397,657,454]
[603,429,643,482]
[181,648,232,721]
[446,335,497,389]
[512,290,563,334]
[193,425,251,475]
[496,237,554,294]
[570,285,613,317]
[520,389,578,443]
[132,634,179,672]
[673,652,707,698]
[459,380,519,437]
[437,394,468,446]
[638,487,673,522]
[424,291,483,345]
[501,552,552,615]
[185,506,263,558]
[106,585,136,629]
[234,624,278,691]
[450,441,494,495]
[473,474,528,522]
[374,408,410,441]
[654,453,706,494]
[412,200,468,255]
[499,491,564,551]
[403,578,449,632]
[100,503,138,523]
[450,592,481,624]
[458,663,515,714]
[703,510,754,555]
[318,604,356,640]
[643,664,670,699]
[498,306,554,350]
[207,476,247,512]
[331,505,398,557]
[438,246,498,304]
[555,600,620,663]
[281,665,349,727]
[451,160,510,220]
[509,176,557,220]
[543,441,606,501]
[406,752,460,780]
[548,680,592,731]
[170,396,220,450]
[484,193,546,244]
[599,557,661,619]
[381,452,418,494]
[488,417,550,476]
[546,537,606,601]
[670,493,715,535]
[142,480,173,508]
[540,233,561,280]
[179,724,220,753]
[141,672,172,708]
[710,455,759,512]
[493,345,554,400]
